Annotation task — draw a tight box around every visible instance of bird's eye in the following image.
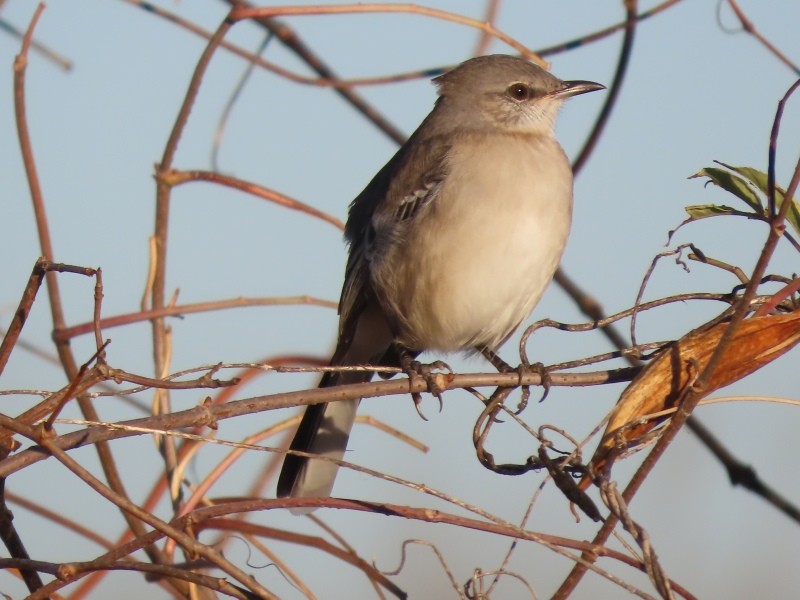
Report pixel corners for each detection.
[506,83,530,101]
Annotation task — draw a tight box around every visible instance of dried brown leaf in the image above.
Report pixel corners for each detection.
[585,311,800,485]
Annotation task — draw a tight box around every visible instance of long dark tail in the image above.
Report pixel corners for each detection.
[276,299,412,509]
[276,366,372,500]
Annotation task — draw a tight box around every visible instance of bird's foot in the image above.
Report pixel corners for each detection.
[478,347,550,414]
[514,362,551,414]
[400,355,452,420]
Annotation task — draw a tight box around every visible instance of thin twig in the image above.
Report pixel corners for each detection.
[152,16,234,513]
[572,0,638,175]
[0,415,276,599]
[228,4,545,65]
[160,168,344,230]
[472,0,501,56]
[556,77,800,599]
[54,295,336,342]
[189,500,695,599]
[12,1,190,586]
[724,0,799,76]
[0,16,72,70]
[535,0,684,58]
[0,366,637,478]
[222,0,407,143]
[0,260,95,376]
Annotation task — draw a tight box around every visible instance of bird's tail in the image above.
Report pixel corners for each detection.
[276,370,369,512]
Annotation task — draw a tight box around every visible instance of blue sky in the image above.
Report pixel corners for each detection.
[2,1,800,598]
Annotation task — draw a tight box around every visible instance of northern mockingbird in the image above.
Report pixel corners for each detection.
[277,54,603,508]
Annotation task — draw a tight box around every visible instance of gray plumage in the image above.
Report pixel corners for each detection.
[277,55,603,510]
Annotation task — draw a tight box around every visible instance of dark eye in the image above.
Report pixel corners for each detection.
[506,83,530,101]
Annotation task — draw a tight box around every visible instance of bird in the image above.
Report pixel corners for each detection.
[277,54,604,509]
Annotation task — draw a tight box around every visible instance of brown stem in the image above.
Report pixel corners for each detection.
[725,0,799,76]
[0,260,94,376]
[151,16,233,513]
[556,76,800,599]
[228,3,544,64]
[13,3,186,592]
[572,0,638,176]
[224,0,408,144]
[535,0,684,58]
[0,366,636,479]
[0,415,276,599]
[161,168,344,230]
[54,295,336,342]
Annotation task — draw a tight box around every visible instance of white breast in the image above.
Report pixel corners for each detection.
[376,133,573,352]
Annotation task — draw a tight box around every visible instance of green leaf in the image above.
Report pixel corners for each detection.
[668,204,765,244]
[689,167,764,213]
[714,162,800,237]
[684,204,761,220]
[783,199,800,238]
[716,162,770,196]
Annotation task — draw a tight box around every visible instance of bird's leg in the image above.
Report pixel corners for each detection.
[478,346,511,372]
[478,346,551,414]
[395,344,451,420]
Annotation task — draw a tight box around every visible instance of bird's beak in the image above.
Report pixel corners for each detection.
[550,80,606,99]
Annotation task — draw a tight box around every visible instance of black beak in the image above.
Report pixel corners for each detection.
[550,80,606,99]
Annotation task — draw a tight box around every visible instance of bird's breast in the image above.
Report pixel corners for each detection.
[373,133,574,352]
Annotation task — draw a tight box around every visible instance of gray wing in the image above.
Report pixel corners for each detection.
[277,121,452,504]
[337,132,452,348]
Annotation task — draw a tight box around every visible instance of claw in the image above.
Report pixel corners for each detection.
[412,391,429,421]
[400,354,451,419]
[509,362,551,414]
[480,348,543,414]
[532,362,552,404]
